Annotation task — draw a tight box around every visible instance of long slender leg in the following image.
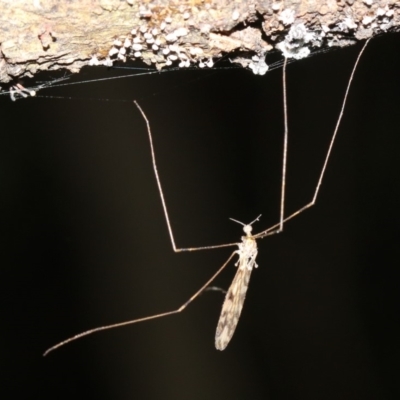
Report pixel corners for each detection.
[134,101,240,252]
[254,39,370,240]
[43,251,237,356]
[276,56,289,234]
[133,59,290,251]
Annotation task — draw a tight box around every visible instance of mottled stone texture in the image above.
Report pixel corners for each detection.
[0,0,399,83]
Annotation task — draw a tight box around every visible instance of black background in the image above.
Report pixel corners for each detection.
[1,33,400,399]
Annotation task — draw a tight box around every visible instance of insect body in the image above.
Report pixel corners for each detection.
[215,220,258,350]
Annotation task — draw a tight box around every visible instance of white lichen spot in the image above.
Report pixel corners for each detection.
[276,23,314,59]
[152,44,159,51]
[291,23,314,42]
[140,25,148,33]
[108,47,119,57]
[386,9,394,17]
[376,7,386,17]
[380,21,393,31]
[190,47,203,56]
[183,11,190,20]
[119,47,126,55]
[165,17,172,24]
[248,55,269,75]
[162,48,170,55]
[174,28,188,37]
[134,51,142,58]
[279,8,295,25]
[113,39,122,47]
[179,60,190,68]
[126,0,134,5]
[165,33,178,42]
[133,37,143,44]
[169,44,180,52]
[88,55,99,66]
[168,54,178,61]
[165,59,172,66]
[232,10,240,21]
[272,2,281,11]
[103,57,113,67]
[200,24,212,34]
[124,38,132,48]
[363,0,373,5]
[132,43,143,51]
[151,28,159,36]
[131,28,137,35]
[139,6,152,18]
[338,16,358,31]
[160,21,167,31]
[362,15,374,25]
[206,58,214,68]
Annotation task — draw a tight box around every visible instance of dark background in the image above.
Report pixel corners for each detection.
[1,33,400,399]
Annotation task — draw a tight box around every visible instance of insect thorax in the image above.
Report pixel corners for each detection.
[236,236,258,270]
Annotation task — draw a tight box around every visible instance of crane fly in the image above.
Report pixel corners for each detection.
[44,39,370,356]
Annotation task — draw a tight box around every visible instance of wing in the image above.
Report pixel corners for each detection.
[215,266,253,350]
